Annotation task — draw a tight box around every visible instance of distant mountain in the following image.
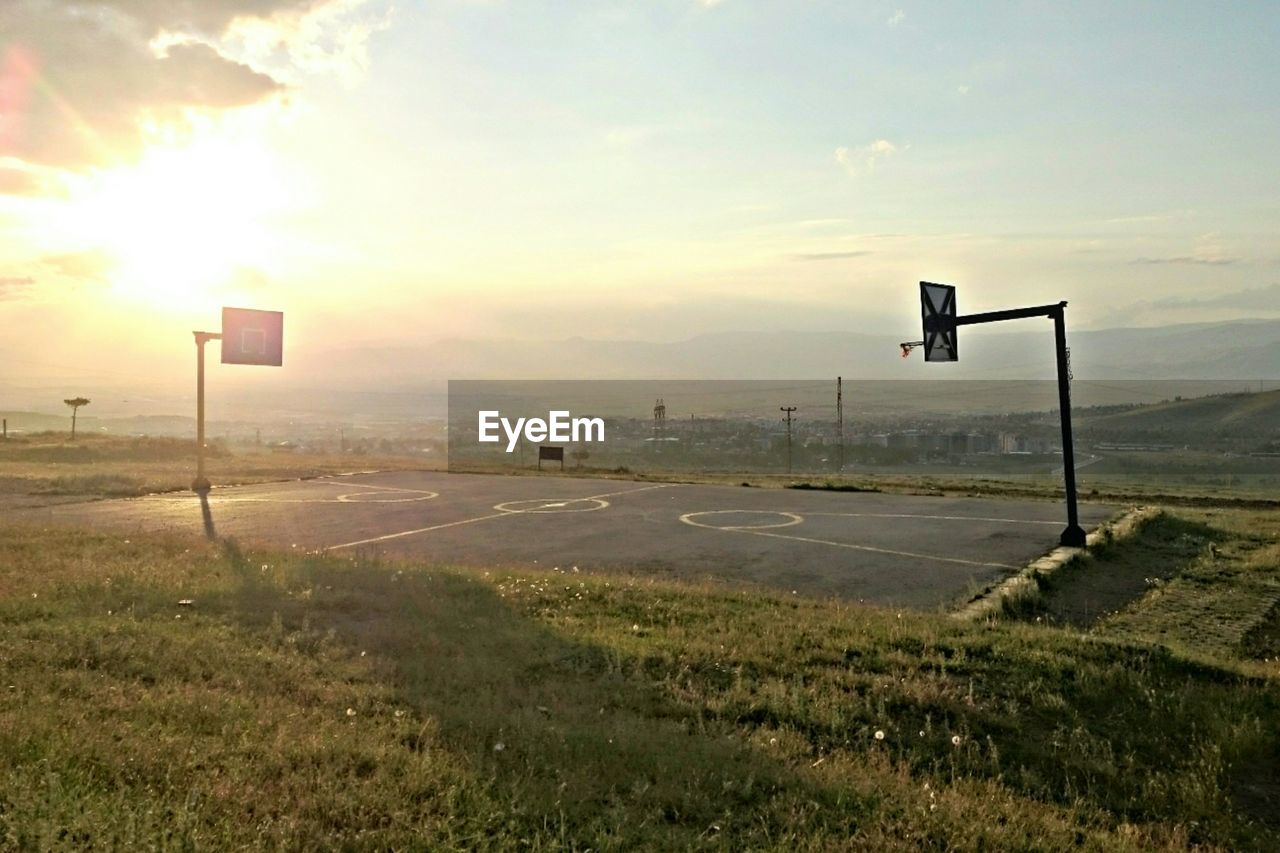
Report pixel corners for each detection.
[297,319,1280,385]
[4,320,1276,423]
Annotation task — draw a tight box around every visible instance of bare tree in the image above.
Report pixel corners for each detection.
[64,397,90,439]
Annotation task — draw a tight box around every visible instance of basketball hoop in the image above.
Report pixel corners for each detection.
[899,340,923,358]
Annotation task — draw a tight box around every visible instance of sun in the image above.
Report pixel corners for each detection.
[62,133,291,311]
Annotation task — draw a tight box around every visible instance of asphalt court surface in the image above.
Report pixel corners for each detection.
[20,471,1117,608]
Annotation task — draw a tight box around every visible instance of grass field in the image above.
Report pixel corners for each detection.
[2,508,1278,849]
[0,433,433,504]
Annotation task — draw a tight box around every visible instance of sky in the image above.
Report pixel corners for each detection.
[1,0,1278,386]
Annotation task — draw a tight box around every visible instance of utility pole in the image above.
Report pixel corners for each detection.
[836,377,844,473]
[780,406,797,474]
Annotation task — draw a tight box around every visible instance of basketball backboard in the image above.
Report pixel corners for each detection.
[221,307,283,366]
[920,282,957,362]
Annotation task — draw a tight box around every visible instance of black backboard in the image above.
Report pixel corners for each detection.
[920,282,957,362]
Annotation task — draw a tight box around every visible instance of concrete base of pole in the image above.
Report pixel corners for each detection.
[1059,524,1087,548]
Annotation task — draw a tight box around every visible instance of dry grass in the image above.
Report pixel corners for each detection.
[0,433,432,504]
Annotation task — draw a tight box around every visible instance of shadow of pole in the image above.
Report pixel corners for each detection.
[212,555,847,845]
[196,488,218,541]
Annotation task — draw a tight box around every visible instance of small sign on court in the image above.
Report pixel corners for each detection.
[538,446,565,470]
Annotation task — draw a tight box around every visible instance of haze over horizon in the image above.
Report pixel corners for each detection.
[2,1,1279,391]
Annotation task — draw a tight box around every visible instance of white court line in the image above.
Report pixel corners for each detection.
[678,510,1019,570]
[160,490,439,505]
[580,483,678,501]
[728,528,1019,570]
[326,482,439,495]
[326,512,512,550]
[151,478,440,505]
[803,512,1061,526]
[493,498,609,514]
[325,483,677,551]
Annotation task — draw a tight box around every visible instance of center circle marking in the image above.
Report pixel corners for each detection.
[337,490,439,503]
[494,497,610,514]
[680,510,804,530]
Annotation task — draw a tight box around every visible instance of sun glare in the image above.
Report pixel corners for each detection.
[62,134,291,311]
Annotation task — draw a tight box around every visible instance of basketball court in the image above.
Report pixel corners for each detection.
[17,470,1118,608]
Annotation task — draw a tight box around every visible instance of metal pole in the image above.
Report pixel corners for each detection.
[780,406,796,474]
[1053,306,1086,547]
[192,331,220,492]
[837,377,844,473]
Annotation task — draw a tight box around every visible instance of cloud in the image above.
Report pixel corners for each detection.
[39,248,116,280]
[0,164,50,196]
[791,250,872,261]
[0,248,114,301]
[224,0,392,87]
[228,266,273,290]
[957,84,970,95]
[887,10,906,27]
[1130,256,1237,266]
[1138,283,1280,312]
[94,2,332,36]
[834,139,898,176]
[0,1,376,172]
[604,125,660,149]
[1103,210,1192,224]
[0,275,36,297]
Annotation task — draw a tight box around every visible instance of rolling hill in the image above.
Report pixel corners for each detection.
[1080,389,1280,442]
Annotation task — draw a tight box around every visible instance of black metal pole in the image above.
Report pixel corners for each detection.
[953,303,1066,326]
[1053,306,1086,547]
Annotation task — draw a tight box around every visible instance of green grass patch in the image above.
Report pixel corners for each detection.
[1096,509,1280,659]
[1000,508,1280,662]
[1,523,1278,848]
[1243,602,1280,661]
[1005,512,1224,627]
